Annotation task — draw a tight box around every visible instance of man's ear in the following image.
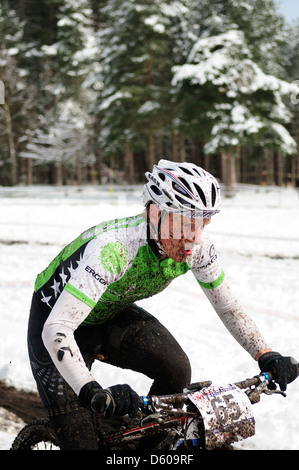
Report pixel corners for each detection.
[148,203,160,227]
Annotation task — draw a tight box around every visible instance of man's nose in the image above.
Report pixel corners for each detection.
[185,229,203,245]
[192,230,202,245]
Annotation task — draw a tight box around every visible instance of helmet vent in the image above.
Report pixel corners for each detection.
[180,166,193,176]
[178,177,192,194]
[192,167,203,177]
[211,184,216,206]
[151,185,162,196]
[172,181,189,197]
[194,183,207,207]
[175,194,196,209]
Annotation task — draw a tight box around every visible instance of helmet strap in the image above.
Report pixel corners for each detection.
[147,204,167,256]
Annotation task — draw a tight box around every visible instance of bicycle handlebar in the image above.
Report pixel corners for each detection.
[234,371,273,389]
[140,372,281,413]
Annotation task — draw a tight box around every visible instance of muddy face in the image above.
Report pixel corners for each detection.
[159,212,211,263]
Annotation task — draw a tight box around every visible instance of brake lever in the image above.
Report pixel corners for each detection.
[264,388,287,398]
[246,375,286,403]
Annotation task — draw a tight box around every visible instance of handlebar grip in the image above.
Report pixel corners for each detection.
[140,396,149,408]
[261,371,273,382]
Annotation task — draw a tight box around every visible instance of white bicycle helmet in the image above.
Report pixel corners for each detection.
[141,159,220,218]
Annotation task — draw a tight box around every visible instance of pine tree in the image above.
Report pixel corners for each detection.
[20,99,93,185]
[0,2,38,185]
[171,0,298,190]
[284,19,299,185]
[1,0,298,186]
[13,0,95,184]
[44,0,94,99]
[89,0,177,180]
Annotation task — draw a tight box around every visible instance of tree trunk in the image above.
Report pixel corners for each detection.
[124,142,135,184]
[235,146,241,182]
[0,80,4,105]
[27,158,33,185]
[221,150,237,196]
[277,152,283,186]
[53,162,63,185]
[94,117,103,183]
[147,130,155,170]
[3,103,17,186]
[294,107,299,185]
[155,134,163,161]
[171,130,186,162]
[265,149,275,185]
[240,146,248,183]
[178,133,186,162]
[76,150,82,185]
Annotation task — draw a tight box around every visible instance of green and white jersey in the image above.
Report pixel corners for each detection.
[35,212,224,326]
[38,212,269,396]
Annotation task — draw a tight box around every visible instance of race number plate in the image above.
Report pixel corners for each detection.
[189,383,255,449]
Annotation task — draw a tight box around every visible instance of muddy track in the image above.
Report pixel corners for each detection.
[0,380,46,424]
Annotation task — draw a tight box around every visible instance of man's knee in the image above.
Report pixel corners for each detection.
[101,306,192,394]
[151,347,191,394]
[129,321,192,394]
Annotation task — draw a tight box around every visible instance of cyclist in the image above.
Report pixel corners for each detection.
[27,159,299,449]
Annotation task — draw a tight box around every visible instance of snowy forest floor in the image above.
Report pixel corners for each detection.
[1,183,299,450]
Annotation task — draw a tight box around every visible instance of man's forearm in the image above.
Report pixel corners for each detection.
[203,280,270,359]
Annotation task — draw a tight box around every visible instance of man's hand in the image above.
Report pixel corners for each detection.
[79,381,140,418]
[258,351,299,391]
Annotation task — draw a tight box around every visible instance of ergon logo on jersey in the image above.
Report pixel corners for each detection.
[85,266,107,285]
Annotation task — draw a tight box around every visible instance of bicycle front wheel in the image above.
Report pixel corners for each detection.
[10,419,59,450]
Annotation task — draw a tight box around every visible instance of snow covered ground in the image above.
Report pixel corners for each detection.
[0,183,299,450]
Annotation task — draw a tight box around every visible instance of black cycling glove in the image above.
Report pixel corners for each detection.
[79,381,140,418]
[258,351,299,391]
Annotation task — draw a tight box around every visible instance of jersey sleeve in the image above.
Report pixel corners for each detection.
[42,228,140,396]
[190,232,225,289]
[190,233,270,359]
[42,290,96,395]
[64,230,134,308]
